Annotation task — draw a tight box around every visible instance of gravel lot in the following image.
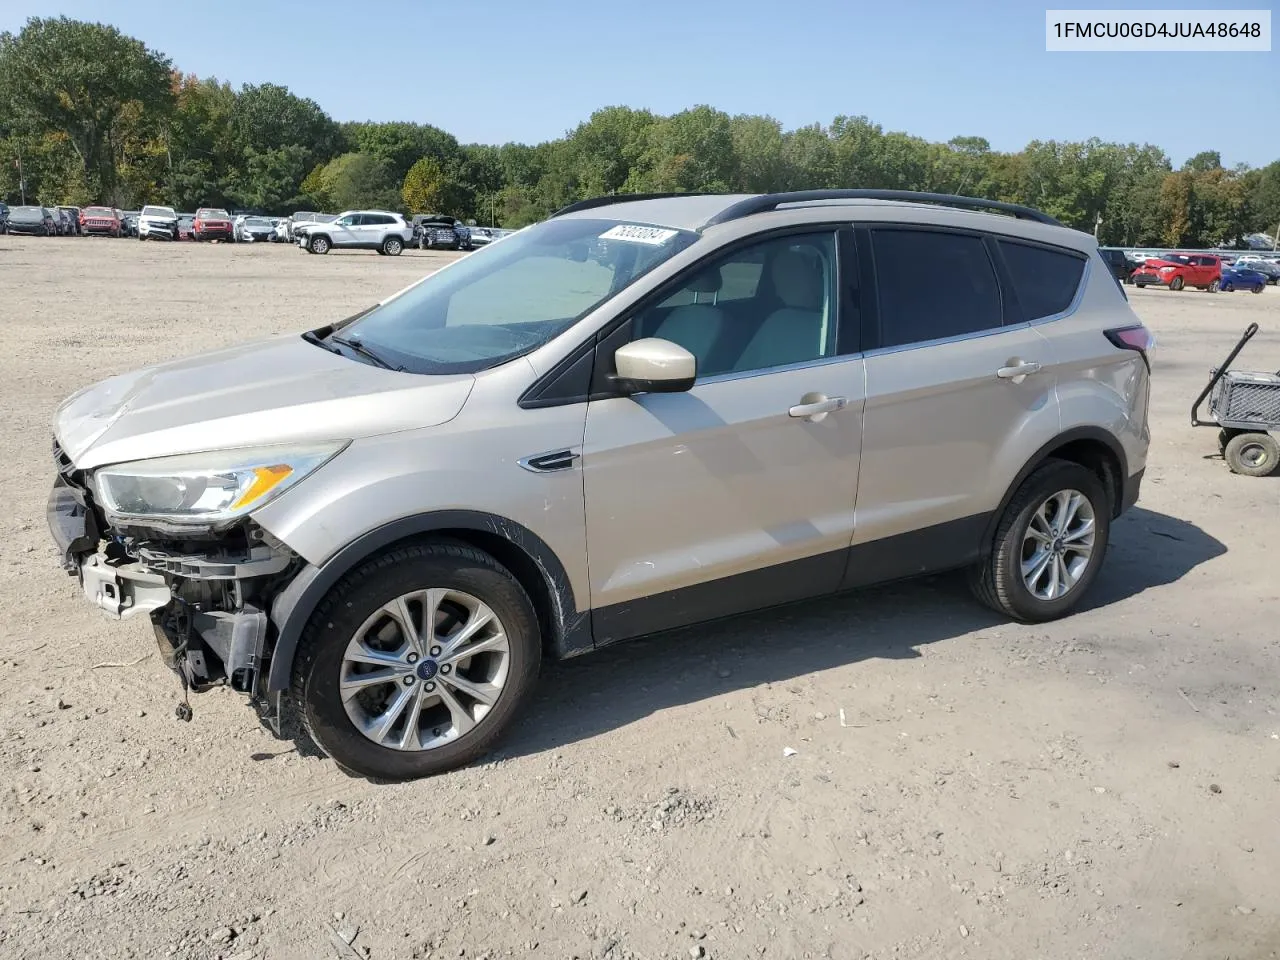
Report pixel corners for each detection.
[1,236,1278,960]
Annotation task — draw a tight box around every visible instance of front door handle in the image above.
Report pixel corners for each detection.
[789,394,848,422]
[996,360,1042,384]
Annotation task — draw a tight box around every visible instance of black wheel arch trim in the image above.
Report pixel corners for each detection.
[982,426,1132,552]
[264,510,589,692]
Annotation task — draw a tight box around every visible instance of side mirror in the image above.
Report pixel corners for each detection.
[610,338,696,395]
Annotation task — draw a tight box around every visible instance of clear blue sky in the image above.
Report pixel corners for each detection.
[4,0,1277,166]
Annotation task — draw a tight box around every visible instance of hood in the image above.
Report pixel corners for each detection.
[55,333,475,470]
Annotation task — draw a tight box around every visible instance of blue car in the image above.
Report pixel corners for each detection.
[1220,263,1268,294]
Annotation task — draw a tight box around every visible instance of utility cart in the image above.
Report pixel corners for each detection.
[1191,322,1280,477]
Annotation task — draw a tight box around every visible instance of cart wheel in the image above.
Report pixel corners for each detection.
[1223,432,1280,477]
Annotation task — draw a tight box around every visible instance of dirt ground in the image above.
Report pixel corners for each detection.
[1,235,1278,960]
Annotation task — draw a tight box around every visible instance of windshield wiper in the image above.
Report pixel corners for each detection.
[330,335,403,371]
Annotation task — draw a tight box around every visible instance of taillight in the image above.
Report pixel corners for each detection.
[1105,324,1155,367]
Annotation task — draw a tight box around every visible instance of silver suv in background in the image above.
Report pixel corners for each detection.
[48,189,1152,782]
[298,210,414,256]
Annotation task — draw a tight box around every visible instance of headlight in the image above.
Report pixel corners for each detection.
[94,442,345,523]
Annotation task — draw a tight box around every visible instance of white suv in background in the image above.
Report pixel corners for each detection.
[298,210,414,256]
[137,204,180,241]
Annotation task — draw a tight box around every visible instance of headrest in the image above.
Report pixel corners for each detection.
[686,269,723,295]
[770,248,822,310]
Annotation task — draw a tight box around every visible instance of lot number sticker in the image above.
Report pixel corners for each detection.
[599,224,680,245]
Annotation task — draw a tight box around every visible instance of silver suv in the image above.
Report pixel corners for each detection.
[297,209,413,256]
[47,189,1152,781]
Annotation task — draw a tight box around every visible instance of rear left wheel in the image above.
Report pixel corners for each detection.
[382,236,403,256]
[969,460,1110,623]
[291,542,541,781]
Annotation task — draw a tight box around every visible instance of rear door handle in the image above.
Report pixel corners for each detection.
[789,394,847,422]
[996,360,1042,384]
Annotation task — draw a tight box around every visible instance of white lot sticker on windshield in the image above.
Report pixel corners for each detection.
[599,224,680,245]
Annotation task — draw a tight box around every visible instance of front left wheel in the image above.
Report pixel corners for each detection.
[291,542,541,781]
[969,460,1111,623]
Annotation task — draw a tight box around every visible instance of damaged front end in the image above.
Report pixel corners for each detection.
[48,438,304,732]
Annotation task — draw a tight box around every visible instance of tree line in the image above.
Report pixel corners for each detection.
[3,16,1279,247]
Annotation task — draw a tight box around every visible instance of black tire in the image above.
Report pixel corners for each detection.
[382,236,403,256]
[1252,284,1264,294]
[1222,282,1234,292]
[1223,432,1279,478]
[1135,283,1147,289]
[1208,279,1220,293]
[291,541,541,781]
[1170,276,1185,291]
[968,459,1111,623]
[309,234,330,255]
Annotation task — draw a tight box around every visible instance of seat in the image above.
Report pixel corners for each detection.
[650,269,726,373]
[733,248,827,372]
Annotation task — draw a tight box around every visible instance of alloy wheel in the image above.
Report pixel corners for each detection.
[1020,489,1096,601]
[339,588,511,751]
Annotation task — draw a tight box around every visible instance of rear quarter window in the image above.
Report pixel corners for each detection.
[997,240,1087,320]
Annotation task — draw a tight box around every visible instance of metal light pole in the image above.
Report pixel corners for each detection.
[16,141,25,205]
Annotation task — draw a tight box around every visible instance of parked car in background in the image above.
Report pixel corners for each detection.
[81,206,123,237]
[234,215,276,243]
[46,207,70,235]
[289,212,337,244]
[194,208,234,242]
[138,205,179,240]
[1131,253,1221,291]
[177,215,196,240]
[467,226,494,247]
[414,214,472,250]
[0,202,8,234]
[58,206,83,236]
[298,210,414,255]
[6,205,55,235]
[1098,248,1136,284]
[1219,263,1268,293]
[119,211,139,237]
[273,217,292,242]
[1235,256,1280,284]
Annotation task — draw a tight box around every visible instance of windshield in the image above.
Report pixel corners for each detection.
[198,209,229,218]
[245,217,271,226]
[329,217,699,375]
[85,206,114,216]
[12,206,43,218]
[142,206,176,218]
[1158,254,1191,264]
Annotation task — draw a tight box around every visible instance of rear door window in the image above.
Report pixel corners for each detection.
[997,240,1087,320]
[871,229,1002,348]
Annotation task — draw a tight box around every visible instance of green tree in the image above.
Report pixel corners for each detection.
[0,16,173,199]
[343,121,458,181]
[310,152,399,211]
[402,156,445,212]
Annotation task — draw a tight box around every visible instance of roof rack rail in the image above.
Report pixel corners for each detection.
[550,192,716,219]
[702,189,1065,228]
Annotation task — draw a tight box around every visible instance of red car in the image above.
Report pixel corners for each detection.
[193,207,234,242]
[80,206,122,237]
[1131,253,1222,292]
